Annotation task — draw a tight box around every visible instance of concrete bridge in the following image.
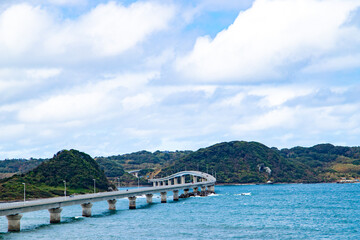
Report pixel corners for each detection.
[0,171,216,232]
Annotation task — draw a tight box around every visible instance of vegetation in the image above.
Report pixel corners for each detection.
[0,149,115,201]
[2,142,360,199]
[96,150,192,171]
[0,158,47,175]
[279,144,360,182]
[160,141,317,183]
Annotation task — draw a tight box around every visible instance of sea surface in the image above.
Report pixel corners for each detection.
[1,183,360,239]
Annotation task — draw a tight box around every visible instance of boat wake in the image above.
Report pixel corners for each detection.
[236,192,251,196]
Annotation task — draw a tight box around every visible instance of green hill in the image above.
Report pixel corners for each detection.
[0,149,115,201]
[96,150,192,172]
[0,158,47,178]
[279,144,360,182]
[159,141,318,183]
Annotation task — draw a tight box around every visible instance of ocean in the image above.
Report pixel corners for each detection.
[1,183,359,239]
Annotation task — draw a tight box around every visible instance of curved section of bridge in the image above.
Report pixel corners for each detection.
[149,171,216,185]
[0,171,216,232]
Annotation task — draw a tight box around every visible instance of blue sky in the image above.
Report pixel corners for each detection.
[1,0,360,159]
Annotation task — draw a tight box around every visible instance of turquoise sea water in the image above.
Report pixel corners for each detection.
[1,183,360,239]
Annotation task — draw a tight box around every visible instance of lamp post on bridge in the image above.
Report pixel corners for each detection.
[63,180,66,198]
[22,183,26,202]
[93,179,96,193]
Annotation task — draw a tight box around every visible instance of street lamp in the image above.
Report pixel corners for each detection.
[63,180,66,198]
[22,183,25,202]
[93,179,96,193]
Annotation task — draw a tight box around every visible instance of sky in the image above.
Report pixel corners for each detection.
[1,0,360,159]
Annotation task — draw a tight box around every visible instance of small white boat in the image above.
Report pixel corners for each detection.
[240,192,251,196]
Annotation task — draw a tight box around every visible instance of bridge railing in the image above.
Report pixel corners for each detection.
[0,171,216,232]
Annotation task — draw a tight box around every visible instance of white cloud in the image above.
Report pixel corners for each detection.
[0,1,175,61]
[248,86,313,107]
[0,4,51,56]
[303,53,360,73]
[176,0,360,82]
[122,93,155,111]
[25,68,62,79]
[47,0,86,6]
[232,107,297,132]
[0,68,61,96]
[16,72,156,123]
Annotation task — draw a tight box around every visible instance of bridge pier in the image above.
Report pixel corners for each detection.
[174,177,178,185]
[146,194,153,204]
[153,182,156,187]
[6,214,22,232]
[173,190,179,201]
[208,185,215,193]
[184,189,189,195]
[128,196,136,209]
[81,203,93,217]
[107,199,117,210]
[201,186,206,192]
[193,187,199,194]
[48,207,62,223]
[193,176,197,183]
[160,192,167,203]
[168,179,171,186]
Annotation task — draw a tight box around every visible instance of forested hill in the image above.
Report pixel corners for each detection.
[1,142,360,187]
[278,143,360,182]
[0,149,115,201]
[95,150,192,172]
[159,141,317,183]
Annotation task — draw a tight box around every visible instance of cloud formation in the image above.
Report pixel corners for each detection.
[0,1,175,62]
[176,0,360,82]
[0,0,360,159]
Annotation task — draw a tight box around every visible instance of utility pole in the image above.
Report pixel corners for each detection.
[63,180,66,198]
[93,179,96,193]
[22,183,26,202]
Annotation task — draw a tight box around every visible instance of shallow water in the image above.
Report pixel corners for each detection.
[1,183,360,239]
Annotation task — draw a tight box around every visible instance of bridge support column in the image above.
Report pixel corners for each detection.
[208,185,215,193]
[153,182,156,187]
[173,190,179,201]
[81,203,93,217]
[168,179,171,186]
[181,176,185,184]
[174,177,178,185]
[107,199,117,210]
[193,187,199,194]
[146,194,153,204]
[48,207,62,223]
[184,189,189,195]
[128,196,136,209]
[201,186,206,192]
[160,192,167,203]
[6,214,22,232]
[202,178,206,182]
[193,176,197,183]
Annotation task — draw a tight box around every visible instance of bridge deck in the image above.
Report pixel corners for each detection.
[0,181,214,216]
